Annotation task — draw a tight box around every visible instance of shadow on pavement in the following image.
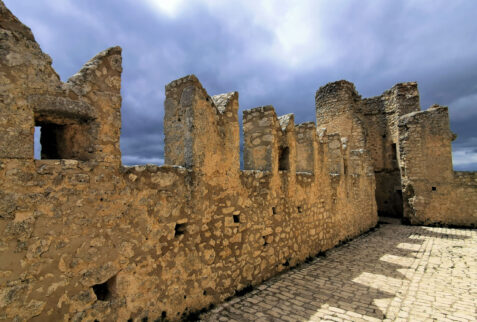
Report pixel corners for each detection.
[200,223,472,321]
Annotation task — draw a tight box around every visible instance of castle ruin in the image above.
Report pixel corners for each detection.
[0,2,476,321]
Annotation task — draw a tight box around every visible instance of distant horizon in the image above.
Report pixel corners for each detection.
[11,0,475,170]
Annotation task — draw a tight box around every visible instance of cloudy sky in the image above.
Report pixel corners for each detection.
[5,0,477,170]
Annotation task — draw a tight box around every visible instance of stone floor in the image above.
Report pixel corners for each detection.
[200,221,477,321]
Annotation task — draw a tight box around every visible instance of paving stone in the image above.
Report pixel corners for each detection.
[200,223,477,321]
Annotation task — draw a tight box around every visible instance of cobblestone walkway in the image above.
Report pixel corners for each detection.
[200,222,477,321]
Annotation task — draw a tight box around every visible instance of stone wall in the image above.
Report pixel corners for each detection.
[398,106,477,226]
[315,81,423,218]
[314,78,477,225]
[0,0,122,165]
[1,1,475,320]
[0,3,377,320]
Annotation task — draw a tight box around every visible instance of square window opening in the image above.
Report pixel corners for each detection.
[34,119,92,161]
[36,122,65,159]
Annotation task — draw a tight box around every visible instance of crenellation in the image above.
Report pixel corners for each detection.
[63,46,123,165]
[67,46,123,95]
[315,80,367,153]
[212,91,238,115]
[243,105,280,172]
[212,91,241,179]
[384,82,420,116]
[0,3,475,320]
[277,114,295,168]
[326,133,344,176]
[164,75,228,178]
[295,122,316,173]
[397,104,475,225]
[398,105,454,181]
[164,74,209,102]
[315,80,361,115]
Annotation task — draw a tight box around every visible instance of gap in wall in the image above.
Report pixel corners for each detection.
[34,126,41,160]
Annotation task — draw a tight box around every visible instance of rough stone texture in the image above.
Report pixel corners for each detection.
[243,106,280,172]
[316,80,476,225]
[0,1,475,321]
[399,106,477,225]
[295,122,316,173]
[0,4,378,320]
[0,0,121,164]
[201,222,477,321]
[315,81,419,219]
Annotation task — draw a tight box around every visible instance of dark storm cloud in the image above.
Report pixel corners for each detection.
[5,0,477,169]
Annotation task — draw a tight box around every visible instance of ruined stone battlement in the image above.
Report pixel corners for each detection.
[0,1,475,321]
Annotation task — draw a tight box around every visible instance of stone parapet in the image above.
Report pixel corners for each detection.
[1,1,475,321]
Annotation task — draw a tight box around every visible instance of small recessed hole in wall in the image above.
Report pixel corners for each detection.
[272,207,277,215]
[297,206,303,213]
[382,134,387,138]
[177,117,181,122]
[316,251,326,258]
[432,186,437,191]
[162,311,167,319]
[142,317,148,322]
[184,295,187,299]
[203,290,207,295]
[100,197,104,202]
[92,282,110,301]
[233,214,240,223]
[262,236,268,246]
[282,259,290,267]
[235,284,253,297]
[92,275,116,301]
[174,223,186,236]
[278,146,290,171]
[127,319,133,322]
[391,143,397,161]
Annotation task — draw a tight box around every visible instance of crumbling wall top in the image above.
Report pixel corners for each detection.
[165,74,212,106]
[67,46,122,95]
[315,80,361,105]
[211,92,238,114]
[0,1,34,41]
[278,113,294,131]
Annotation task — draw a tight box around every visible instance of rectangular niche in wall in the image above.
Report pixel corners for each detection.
[37,122,64,159]
[35,119,93,161]
[279,146,290,171]
[391,143,397,161]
